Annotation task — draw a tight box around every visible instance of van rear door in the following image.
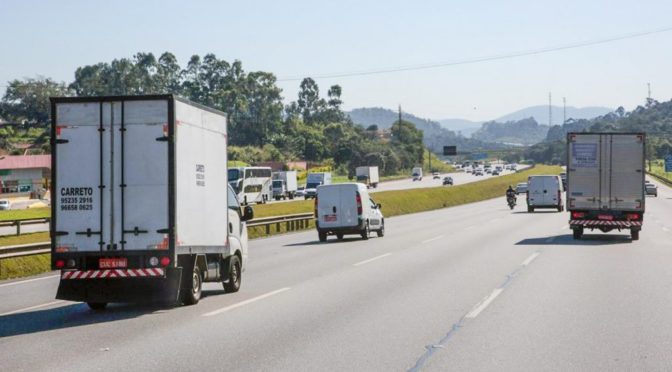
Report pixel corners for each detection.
[339,185,358,228]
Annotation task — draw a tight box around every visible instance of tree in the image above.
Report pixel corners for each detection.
[297,78,325,124]
[0,77,71,125]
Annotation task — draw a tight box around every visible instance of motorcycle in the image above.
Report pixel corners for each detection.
[507,195,516,210]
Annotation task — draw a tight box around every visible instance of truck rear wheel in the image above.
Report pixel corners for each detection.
[528,206,534,213]
[183,265,202,305]
[631,229,640,241]
[223,255,241,293]
[573,227,583,240]
[336,233,344,240]
[87,302,107,311]
[318,231,327,242]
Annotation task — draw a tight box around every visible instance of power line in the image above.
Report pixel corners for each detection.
[277,26,672,82]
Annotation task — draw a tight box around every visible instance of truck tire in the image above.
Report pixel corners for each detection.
[376,223,385,237]
[87,302,107,311]
[631,229,640,241]
[557,205,564,212]
[318,231,327,242]
[361,223,370,240]
[573,227,583,240]
[223,255,241,293]
[336,233,344,240]
[183,265,202,305]
[528,206,534,213]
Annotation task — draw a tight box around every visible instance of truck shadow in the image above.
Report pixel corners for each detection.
[0,302,171,338]
[511,211,562,214]
[516,234,632,246]
[283,237,374,247]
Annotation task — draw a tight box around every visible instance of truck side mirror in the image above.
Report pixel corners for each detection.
[242,206,254,221]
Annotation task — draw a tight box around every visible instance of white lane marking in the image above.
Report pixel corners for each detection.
[353,253,392,267]
[0,274,60,288]
[202,287,291,317]
[0,300,66,316]
[422,235,444,244]
[465,288,504,319]
[521,252,540,267]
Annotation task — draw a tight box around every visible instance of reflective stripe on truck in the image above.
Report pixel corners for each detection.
[569,220,642,227]
[61,268,165,279]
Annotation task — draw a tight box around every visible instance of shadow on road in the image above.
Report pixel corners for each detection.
[283,237,375,247]
[511,211,562,215]
[516,234,632,246]
[0,302,170,338]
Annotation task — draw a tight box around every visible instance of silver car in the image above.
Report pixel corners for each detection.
[0,199,10,210]
[515,182,528,195]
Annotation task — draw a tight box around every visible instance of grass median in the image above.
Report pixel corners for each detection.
[0,207,50,222]
[0,232,51,280]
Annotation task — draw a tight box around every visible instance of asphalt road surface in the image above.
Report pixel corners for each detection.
[0,178,669,371]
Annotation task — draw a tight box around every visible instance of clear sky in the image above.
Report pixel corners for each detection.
[1,0,671,121]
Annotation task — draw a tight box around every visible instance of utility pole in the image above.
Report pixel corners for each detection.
[563,97,566,124]
[548,92,552,126]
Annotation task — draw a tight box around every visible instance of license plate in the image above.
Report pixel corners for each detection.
[597,214,613,221]
[99,258,127,269]
[324,215,337,222]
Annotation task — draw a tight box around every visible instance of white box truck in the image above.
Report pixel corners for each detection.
[566,132,645,240]
[355,166,380,188]
[412,166,423,181]
[315,183,384,241]
[272,170,298,200]
[50,95,253,309]
[304,172,332,199]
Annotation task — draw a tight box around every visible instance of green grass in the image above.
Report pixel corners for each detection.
[0,207,50,222]
[649,160,672,185]
[0,232,52,280]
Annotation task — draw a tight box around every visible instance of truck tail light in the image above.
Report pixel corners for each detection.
[356,192,362,216]
[626,213,640,220]
[572,211,586,219]
[55,259,65,269]
[160,256,171,267]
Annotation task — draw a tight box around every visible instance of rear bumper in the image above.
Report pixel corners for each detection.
[570,220,642,228]
[316,221,366,235]
[56,267,182,303]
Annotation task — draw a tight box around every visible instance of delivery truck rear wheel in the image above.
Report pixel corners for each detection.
[87,302,107,311]
[318,231,327,242]
[631,229,640,241]
[336,233,344,240]
[223,255,242,293]
[573,227,583,240]
[183,266,202,305]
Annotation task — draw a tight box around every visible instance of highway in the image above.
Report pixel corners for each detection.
[0,178,670,371]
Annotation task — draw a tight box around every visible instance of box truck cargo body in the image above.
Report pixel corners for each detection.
[566,132,645,240]
[51,95,252,309]
[355,166,380,188]
[272,171,298,200]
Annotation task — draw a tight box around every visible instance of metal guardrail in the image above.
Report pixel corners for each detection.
[0,213,315,261]
[0,218,50,236]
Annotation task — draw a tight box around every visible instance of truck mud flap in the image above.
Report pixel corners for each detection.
[56,267,182,304]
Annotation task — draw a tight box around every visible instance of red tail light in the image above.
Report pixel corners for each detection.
[55,259,65,269]
[314,197,318,217]
[572,212,586,219]
[160,256,171,267]
[356,192,362,215]
[626,213,640,220]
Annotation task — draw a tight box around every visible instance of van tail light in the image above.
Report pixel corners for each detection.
[314,196,318,217]
[626,213,640,220]
[572,211,586,219]
[356,192,362,216]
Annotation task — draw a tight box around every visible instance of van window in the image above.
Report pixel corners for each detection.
[227,186,240,210]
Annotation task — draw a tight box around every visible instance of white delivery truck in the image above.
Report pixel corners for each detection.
[412,166,423,181]
[566,132,645,240]
[272,170,298,200]
[315,183,384,241]
[304,172,332,199]
[355,166,380,188]
[50,95,253,309]
[526,175,564,212]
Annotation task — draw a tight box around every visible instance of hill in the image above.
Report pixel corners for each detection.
[437,118,482,137]
[495,105,613,125]
[472,117,549,146]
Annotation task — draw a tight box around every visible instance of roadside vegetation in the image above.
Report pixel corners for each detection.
[0,207,50,221]
[0,232,50,280]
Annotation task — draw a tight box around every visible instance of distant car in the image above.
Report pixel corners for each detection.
[515,182,528,195]
[645,183,658,197]
[443,176,453,185]
[474,170,484,176]
[485,169,492,174]
[492,170,500,176]
[432,172,440,180]
[296,186,306,197]
[0,199,10,210]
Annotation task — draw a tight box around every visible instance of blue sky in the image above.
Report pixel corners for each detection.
[1,0,671,122]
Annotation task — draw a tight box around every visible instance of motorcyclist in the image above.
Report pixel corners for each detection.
[506,185,517,203]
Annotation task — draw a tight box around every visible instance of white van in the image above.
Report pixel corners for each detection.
[526,175,564,212]
[315,183,384,241]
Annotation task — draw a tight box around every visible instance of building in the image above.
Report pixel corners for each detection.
[0,155,51,197]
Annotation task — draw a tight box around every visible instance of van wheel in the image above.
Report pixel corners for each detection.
[361,223,370,240]
[528,206,534,213]
[336,233,344,240]
[557,205,564,212]
[376,223,385,237]
[183,265,202,305]
[223,255,241,293]
[87,302,107,311]
[631,229,640,241]
[318,231,327,242]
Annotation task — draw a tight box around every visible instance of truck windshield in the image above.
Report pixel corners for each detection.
[272,180,283,188]
[228,169,240,181]
[306,182,320,189]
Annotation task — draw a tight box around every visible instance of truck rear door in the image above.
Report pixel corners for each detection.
[54,99,169,260]
[608,134,644,211]
[568,134,601,210]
